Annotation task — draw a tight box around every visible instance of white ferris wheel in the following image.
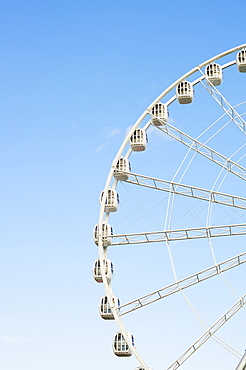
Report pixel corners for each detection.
[93,44,246,370]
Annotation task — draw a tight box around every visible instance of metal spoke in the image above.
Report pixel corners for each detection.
[199,68,246,134]
[235,352,246,370]
[119,252,246,315]
[110,223,246,246]
[114,170,246,210]
[167,294,246,370]
[150,117,246,181]
[96,45,246,370]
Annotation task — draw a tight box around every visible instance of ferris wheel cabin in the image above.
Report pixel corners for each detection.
[113,332,134,357]
[151,102,169,126]
[205,62,223,86]
[100,188,119,212]
[130,128,148,151]
[93,222,113,247]
[236,49,246,72]
[176,80,194,104]
[93,258,114,283]
[99,295,120,320]
[114,156,131,181]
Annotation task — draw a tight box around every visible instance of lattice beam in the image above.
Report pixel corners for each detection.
[199,68,246,134]
[150,117,246,181]
[119,252,246,315]
[111,223,246,246]
[167,294,246,369]
[114,170,246,210]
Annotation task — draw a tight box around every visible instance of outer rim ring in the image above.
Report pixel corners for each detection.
[97,43,246,370]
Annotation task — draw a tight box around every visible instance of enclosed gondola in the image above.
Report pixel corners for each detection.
[176,80,194,104]
[236,49,246,72]
[100,188,119,212]
[114,157,131,181]
[151,102,169,126]
[113,332,134,357]
[99,295,120,319]
[93,258,113,283]
[130,128,148,152]
[205,62,223,86]
[93,222,113,247]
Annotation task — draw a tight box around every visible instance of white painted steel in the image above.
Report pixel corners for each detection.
[167,295,246,370]
[119,252,246,315]
[199,68,246,134]
[110,223,246,246]
[114,170,246,210]
[236,352,246,370]
[153,118,246,181]
[95,43,246,370]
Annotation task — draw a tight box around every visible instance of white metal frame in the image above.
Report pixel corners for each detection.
[118,252,246,315]
[96,43,246,370]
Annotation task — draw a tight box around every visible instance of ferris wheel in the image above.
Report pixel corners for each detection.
[93,44,246,370]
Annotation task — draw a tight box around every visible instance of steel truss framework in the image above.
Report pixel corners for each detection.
[110,223,246,246]
[198,68,246,135]
[96,44,246,370]
[167,294,246,370]
[119,252,246,315]
[151,118,246,181]
[114,170,246,209]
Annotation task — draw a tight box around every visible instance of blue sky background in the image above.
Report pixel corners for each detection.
[1,1,246,369]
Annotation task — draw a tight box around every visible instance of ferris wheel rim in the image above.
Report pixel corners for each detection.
[96,43,246,370]
[99,43,246,207]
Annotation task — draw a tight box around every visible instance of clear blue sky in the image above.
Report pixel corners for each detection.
[0,1,246,369]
